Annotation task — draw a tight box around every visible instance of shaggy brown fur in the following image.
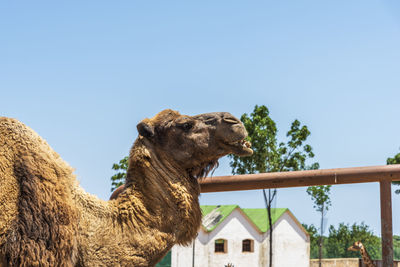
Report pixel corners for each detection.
[0,109,252,266]
[0,117,78,266]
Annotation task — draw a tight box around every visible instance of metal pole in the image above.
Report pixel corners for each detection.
[192,238,195,267]
[380,178,393,267]
[199,165,400,192]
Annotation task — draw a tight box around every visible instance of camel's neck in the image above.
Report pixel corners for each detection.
[116,138,202,245]
[360,247,375,267]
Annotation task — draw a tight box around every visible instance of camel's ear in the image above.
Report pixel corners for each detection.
[137,121,155,138]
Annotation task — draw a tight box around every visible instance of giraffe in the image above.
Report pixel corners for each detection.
[348,241,377,267]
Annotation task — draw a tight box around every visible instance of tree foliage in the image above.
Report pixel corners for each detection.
[229,105,319,174]
[305,222,400,260]
[110,156,129,192]
[306,186,332,213]
[387,151,400,194]
[326,222,381,259]
[305,222,382,260]
[394,236,400,260]
[302,223,323,259]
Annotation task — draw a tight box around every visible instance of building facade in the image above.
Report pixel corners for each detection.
[171,205,310,267]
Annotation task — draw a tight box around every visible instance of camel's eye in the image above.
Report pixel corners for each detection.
[205,118,217,125]
[182,123,193,131]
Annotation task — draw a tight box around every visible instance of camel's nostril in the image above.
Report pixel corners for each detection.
[223,117,239,124]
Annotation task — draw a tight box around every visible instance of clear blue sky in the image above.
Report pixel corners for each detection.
[1,1,400,236]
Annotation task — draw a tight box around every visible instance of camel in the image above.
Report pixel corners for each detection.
[0,109,252,266]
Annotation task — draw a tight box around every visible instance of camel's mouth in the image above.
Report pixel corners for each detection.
[226,138,253,156]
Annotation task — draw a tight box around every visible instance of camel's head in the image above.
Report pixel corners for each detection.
[348,241,363,251]
[137,109,253,178]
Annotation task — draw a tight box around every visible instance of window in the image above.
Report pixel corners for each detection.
[242,239,254,252]
[215,239,227,253]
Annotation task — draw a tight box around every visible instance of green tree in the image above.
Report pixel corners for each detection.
[306,185,331,266]
[302,223,322,259]
[110,156,129,192]
[229,105,318,267]
[387,151,400,194]
[326,222,381,260]
[394,235,400,260]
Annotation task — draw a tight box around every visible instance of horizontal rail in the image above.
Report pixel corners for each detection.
[199,164,400,193]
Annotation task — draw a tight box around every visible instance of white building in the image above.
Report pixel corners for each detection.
[171,205,310,267]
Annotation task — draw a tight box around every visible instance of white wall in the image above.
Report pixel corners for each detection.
[171,231,209,267]
[266,212,310,267]
[171,209,310,267]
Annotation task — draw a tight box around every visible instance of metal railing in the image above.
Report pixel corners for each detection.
[199,164,400,267]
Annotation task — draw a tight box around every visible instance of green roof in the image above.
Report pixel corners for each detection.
[201,205,238,232]
[201,205,237,217]
[201,205,288,233]
[242,208,287,232]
